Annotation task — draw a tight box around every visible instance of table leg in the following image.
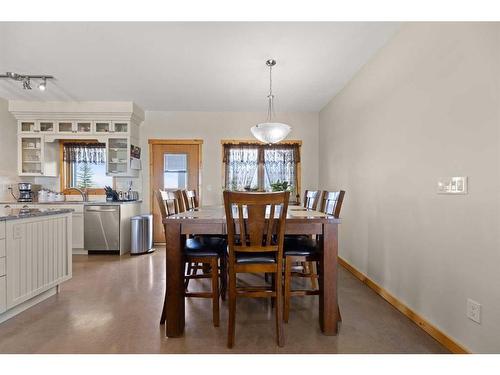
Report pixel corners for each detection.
[165,222,185,337]
[319,222,339,335]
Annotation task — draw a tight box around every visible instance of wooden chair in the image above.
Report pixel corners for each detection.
[157,189,227,327]
[303,189,321,210]
[224,191,290,348]
[182,189,199,211]
[283,190,345,323]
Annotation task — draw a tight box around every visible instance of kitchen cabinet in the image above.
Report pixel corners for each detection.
[94,120,130,135]
[18,136,58,177]
[0,212,72,323]
[106,136,140,177]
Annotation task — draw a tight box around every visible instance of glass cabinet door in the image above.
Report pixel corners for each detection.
[19,121,38,133]
[39,121,55,133]
[20,137,43,174]
[107,138,128,174]
[76,121,92,133]
[95,121,111,133]
[112,122,129,134]
[57,121,75,133]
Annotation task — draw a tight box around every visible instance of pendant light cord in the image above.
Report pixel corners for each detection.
[267,64,274,122]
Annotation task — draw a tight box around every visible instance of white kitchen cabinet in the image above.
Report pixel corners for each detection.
[57,121,75,134]
[18,136,58,177]
[111,121,130,134]
[94,121,112,134]
[18,120,38,133]
[0,276,6,313]
[5,214,72,310]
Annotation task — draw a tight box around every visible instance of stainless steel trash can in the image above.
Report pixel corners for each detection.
[130,215,154,255]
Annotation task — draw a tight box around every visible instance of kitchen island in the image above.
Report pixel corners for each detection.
[0,207,73,323]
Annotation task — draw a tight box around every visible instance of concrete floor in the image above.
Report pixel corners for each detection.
[0,248,448,353]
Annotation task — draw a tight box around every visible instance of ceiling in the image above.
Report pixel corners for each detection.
[0,22,400,112]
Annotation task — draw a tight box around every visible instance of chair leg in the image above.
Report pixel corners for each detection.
[283,256,292,323]
[184,262,196,290]
[338,305,342,322]
[220,255,227,301]
[210,257,220,327]
[227,264,236,348]
[308,261,318,289]
[275,267,284,347]
[270,273,276,308]
[160,290,167,325]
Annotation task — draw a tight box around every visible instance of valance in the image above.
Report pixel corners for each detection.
[63,142,106,164]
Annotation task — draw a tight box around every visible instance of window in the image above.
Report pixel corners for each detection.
[223,141,301,199]
[61,141,113,194]
[164,153,188,189]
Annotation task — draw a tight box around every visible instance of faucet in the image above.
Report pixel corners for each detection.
[66,187,89,202]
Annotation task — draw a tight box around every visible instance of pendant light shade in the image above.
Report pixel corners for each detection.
[251,122,291,144]
[251,59,291,144]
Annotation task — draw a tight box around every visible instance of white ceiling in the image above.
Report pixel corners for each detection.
[0,22,400,112]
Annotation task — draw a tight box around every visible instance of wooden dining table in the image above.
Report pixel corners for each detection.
[162,204,341,338]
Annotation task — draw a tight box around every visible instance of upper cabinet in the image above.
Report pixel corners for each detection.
[10,101,144,177]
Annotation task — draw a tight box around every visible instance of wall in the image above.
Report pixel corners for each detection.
[0,97,22,201]
[140,111,319,212]
[319,23,500,353]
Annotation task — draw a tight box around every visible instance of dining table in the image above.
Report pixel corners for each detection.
[162,204,341,338]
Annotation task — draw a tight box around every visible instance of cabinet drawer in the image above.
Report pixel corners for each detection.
[0,221,5,239]
[0,239,5,257]
[0,276,5,313]
[0,258,5,277]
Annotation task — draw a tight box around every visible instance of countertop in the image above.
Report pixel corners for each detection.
[0,207,74,221]
[0,200,142,206]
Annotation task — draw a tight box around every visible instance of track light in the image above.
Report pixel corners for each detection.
[38,77,47,91]
[23,77,32,90]
[0,72,54,91]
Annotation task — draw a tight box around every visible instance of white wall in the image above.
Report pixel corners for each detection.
[319,23,500,353]
[0,97,22,201]
[140,111,319,212]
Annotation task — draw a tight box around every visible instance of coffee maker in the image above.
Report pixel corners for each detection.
[9,183,36,203]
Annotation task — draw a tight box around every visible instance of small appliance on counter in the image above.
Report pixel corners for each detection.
[8,183,41,203]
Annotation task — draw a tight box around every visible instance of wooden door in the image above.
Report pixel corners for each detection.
[150,141,201,243]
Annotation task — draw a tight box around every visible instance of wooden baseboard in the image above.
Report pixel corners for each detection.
[338,257,470,354]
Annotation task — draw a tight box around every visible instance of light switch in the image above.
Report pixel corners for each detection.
[437,176,468,194]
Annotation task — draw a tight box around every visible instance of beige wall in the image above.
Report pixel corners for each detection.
[319,23,500,353]
[140,111,319,212]
[0,97,21,201]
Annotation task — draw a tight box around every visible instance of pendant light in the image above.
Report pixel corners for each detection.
[251,59,291,144]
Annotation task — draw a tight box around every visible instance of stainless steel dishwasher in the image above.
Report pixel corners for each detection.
[84,205,120,252]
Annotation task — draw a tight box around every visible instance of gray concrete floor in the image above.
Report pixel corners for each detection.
[0,248,448,353]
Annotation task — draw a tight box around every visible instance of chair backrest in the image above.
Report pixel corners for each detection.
[155,189,180,220]
[303,190,321,210]
[182,189,199,211]
[320,190,345,218]
[223,191,290,258]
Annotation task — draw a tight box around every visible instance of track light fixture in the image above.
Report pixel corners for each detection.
[0,72,54,91]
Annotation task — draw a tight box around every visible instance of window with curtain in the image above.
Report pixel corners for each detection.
[223,142,300,196]
[61,142,112,193]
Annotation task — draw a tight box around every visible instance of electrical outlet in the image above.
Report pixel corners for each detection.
[467,299,481,324]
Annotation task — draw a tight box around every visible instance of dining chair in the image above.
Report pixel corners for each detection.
[283,190,345,323]
[182,189,199,211]
[157,189,227,327]
[223,190,290,348]
[303,189,322,210]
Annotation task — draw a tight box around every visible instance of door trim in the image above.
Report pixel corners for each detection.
[148,139,203,236]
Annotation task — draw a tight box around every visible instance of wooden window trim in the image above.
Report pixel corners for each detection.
[221,139,302,202]
[59,139,110,195]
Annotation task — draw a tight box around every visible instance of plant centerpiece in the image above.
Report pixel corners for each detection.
[270,180,292,192]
